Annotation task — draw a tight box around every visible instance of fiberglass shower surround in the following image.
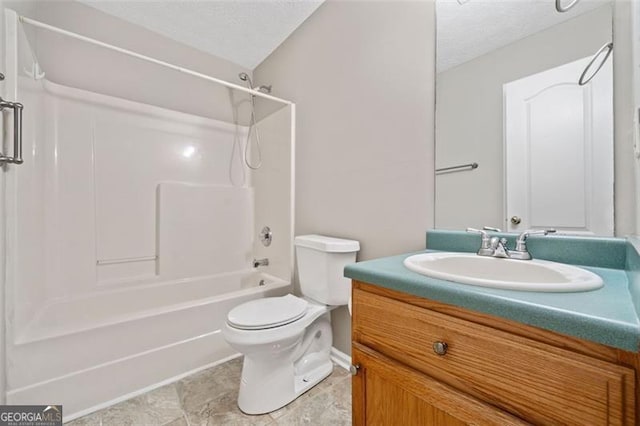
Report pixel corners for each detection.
[3,10,295,420]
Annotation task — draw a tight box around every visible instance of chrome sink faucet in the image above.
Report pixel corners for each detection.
[466,228,508,258]
[466,227,555,260]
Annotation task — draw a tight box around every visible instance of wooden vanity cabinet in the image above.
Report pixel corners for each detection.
[351,281,639,426]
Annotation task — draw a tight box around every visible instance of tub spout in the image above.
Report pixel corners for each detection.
[253,258,269,268]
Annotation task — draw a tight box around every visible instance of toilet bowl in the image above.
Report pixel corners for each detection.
[222,235,359,415]
[223,295,333,414]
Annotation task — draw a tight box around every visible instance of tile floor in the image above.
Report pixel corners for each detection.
[66,358,352,426]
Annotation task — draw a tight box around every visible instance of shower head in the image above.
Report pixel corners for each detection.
[238,73,272,94]
[238,72,254,89]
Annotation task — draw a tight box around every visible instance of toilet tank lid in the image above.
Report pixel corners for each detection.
[294,234,360,253]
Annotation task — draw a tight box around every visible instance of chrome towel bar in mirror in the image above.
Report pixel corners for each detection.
[435,162,478,175]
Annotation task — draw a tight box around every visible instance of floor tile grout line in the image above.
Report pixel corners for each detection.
[181,410,191,426]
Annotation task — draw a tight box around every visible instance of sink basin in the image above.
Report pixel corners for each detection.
[403,252,603,292]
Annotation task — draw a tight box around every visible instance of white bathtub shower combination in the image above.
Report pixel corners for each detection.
[2,10,295,419]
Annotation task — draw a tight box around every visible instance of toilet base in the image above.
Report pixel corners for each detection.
[293,359,333,399]
[236,317,334,415]
[238,358,333,415]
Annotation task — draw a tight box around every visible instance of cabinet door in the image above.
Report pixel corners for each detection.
[354,287,636,425]
[352,343,529,426]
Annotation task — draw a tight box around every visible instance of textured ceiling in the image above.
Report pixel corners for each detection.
[437,0,611,73]
[77,0,324,69]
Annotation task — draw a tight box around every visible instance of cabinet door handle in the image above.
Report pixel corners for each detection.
[433,341,448,356]
[349,364,361,376]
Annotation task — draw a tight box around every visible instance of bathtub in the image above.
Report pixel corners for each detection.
[6,271,291,420]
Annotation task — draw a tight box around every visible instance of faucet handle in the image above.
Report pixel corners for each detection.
[483,226,502,232]
[514,229,556,254]
[516,228,556,241]
[466,227,489,240]
[466,228,493,255]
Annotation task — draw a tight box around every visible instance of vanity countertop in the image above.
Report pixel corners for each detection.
[344,230,640,352]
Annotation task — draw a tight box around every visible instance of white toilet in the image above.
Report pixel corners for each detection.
[222,234,360,415]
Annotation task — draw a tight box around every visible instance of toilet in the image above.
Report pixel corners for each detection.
[222,234,360,415]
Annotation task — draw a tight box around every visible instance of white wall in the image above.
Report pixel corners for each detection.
[255,0,436,355]
[435,6,613,231]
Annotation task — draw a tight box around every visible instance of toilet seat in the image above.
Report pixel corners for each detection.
[227,294,309,330]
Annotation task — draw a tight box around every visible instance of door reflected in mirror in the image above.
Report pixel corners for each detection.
[435,0,613,236]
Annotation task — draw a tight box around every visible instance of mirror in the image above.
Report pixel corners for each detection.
[435,0,614,236]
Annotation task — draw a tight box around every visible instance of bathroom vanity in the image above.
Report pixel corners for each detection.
[346,231,640,425]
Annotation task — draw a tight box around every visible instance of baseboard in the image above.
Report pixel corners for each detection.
[330,346,351,371]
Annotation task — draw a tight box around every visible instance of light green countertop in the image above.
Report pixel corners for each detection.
[344,230,640,352]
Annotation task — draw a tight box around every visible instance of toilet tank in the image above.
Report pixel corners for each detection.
[294,235,360,306]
